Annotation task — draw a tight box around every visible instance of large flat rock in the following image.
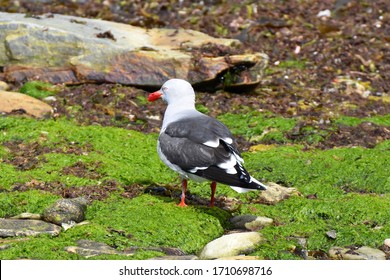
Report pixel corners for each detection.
[0,218,61,237]
[0,12,268,91]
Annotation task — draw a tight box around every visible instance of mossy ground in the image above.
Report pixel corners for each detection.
[1,0,390,260]
[0,113,389,260]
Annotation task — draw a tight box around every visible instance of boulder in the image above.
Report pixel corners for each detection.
[199,232,263,259]
[0,12,268,91]
[42,197,88,226]
[0,90,53,118]
[0,218,61,237]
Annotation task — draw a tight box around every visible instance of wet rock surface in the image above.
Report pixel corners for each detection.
[0,12,268,90]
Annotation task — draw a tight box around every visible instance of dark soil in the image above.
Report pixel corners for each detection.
[11,179,120,201]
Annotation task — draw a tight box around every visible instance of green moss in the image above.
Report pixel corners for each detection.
[0,116,389,260]
[217,112,296,143]
[0,190,60,217]
[278,59,307,69]
[0,116,173,189]
[244,194,390,259]
[335,114,390,127]
[0,193,225,259]
[87,194,224,253]
[294,125,327,145]
[195,103,210,114]
[245,144,390,194]
[0,163,20,189]
[19,81,59,99]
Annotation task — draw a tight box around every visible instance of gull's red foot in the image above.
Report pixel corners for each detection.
[178,179,188,207]
[209,181,217,207]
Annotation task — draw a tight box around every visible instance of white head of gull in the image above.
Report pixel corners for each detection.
[148,78,267,207]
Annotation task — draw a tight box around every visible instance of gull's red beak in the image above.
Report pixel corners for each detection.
[148,90,163,102]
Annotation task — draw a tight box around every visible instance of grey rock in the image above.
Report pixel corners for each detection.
[62,220,90,231]
[199,232,264,260]
[0,12,268,91]
[326,229,337,239]
[65,239,133,258]
[229,215,273,231]
[329,246,386,260]
[42,197,88,226]
[0,218,61,237]
[0,244,12,251]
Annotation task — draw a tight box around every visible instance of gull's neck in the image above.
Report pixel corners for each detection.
[161,95,198,131]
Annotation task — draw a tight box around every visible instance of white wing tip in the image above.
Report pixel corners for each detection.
[250,176,267,190]
[229,186,254,193]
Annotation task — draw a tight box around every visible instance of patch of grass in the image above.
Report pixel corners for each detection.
[278,59,307,69]
[245,143,390,195]
[0,116,174,190]
[195,103,210,114]
[19,81,59,99]
[296,125,328,145]
[1,116,389,260]
[232,141,389,258]
[87,194,225,253]
[335,114,390,127]
[244,194,390,259]
[0,190,60,218]
[0,194,225,259]
[217,112,297,143]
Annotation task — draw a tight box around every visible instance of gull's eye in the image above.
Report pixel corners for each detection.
[162,86,168,92]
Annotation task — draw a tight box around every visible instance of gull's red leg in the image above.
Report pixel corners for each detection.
[210,181,217,207]
[178,179,188,207]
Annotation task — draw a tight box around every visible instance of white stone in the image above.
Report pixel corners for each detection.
[199,232,263,260]
[317,9,331,18]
